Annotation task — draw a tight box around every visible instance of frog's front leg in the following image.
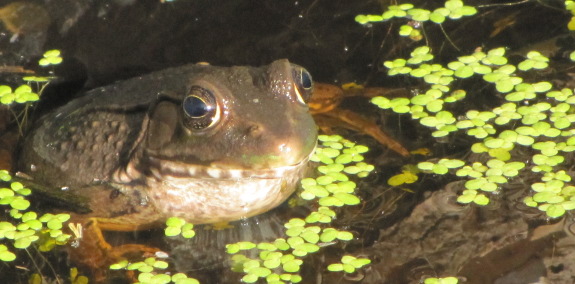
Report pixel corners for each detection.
[68,216,162,283]
[65,186,165,282]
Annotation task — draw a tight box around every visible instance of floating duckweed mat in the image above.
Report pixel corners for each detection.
[359,1,575,219]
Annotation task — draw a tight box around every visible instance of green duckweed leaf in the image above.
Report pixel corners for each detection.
[333,192,360,205]
[241,274,258,283]
[426,100,444,112]
[545,205,566,218]
[337,231,354,241]
[320,228,338,242]
[454,65,474,78]
[0,248,16,262]
[350,258,371,268]
[327,263,343,272]
[473,194,490,205]
[165,227,182,237]
[10,197,30,211]
[110,260,129,270]
[408,9,430,22]
[283,259,303,273]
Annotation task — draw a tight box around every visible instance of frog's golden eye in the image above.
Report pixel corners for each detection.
[182,86,221,130]
[292,67,313,104]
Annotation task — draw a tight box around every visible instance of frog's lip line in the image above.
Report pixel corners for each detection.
[146,155,311,180]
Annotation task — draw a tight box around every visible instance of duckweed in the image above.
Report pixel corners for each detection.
[390,43,573,211]
[39,49,63,66]
[566,1,575,30]
[0,84,40,105]
[0,171,72,267]
[2,49,60,141]
[327,255,371,274]
[387,168,419,186]
[424,277,459,284]
[0,244,16,261]
[365,1,575,219]
[164,217,195,238]
[356,1,476,42]
[111,257,200,284]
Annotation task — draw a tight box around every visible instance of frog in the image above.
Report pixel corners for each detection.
[18,59,318,230]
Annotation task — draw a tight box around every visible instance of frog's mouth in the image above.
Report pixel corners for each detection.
[133,154,312,224]
[146,154,312,181]
[120,147,316,224]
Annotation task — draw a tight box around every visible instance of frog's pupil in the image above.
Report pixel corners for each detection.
[299,70,312,90]
[293,69,312,91]
[184,96,210,117]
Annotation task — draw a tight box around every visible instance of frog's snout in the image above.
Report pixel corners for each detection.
[273,133,316,166]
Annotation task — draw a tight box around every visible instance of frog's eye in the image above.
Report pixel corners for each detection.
[292,67,313,104]
[182,86,221,130]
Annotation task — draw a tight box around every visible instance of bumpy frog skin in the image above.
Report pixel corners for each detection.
[19,60,318,227]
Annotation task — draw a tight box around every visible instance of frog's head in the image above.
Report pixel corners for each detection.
[136,60,318,223]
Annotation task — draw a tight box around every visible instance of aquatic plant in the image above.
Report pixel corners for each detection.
[386,164,419,187]
[38,49,62,67]
[28,267,89,284]
[0,49,80,283]
[111,256,200,284]
[0,49,60,106]
[0,84,39,105]
[360,1,575,219]
[326,255,371,274]
[1,49,60,136]
[109,217,200,283]
[376,45,575,217]
[355,0,477,41]
[164,216,196,238]
[0,170,72,262]
[0,50,68,259]
[566,1,575,30]
[424,277,459,284]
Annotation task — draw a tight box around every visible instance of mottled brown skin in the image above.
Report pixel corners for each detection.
[19,59,318,229]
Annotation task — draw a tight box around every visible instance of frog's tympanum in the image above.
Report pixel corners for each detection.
[19,59,318,229]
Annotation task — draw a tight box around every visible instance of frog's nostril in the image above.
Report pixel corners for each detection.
[246,124,263,136]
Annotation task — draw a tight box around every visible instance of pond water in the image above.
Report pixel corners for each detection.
[1,0,575,283]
